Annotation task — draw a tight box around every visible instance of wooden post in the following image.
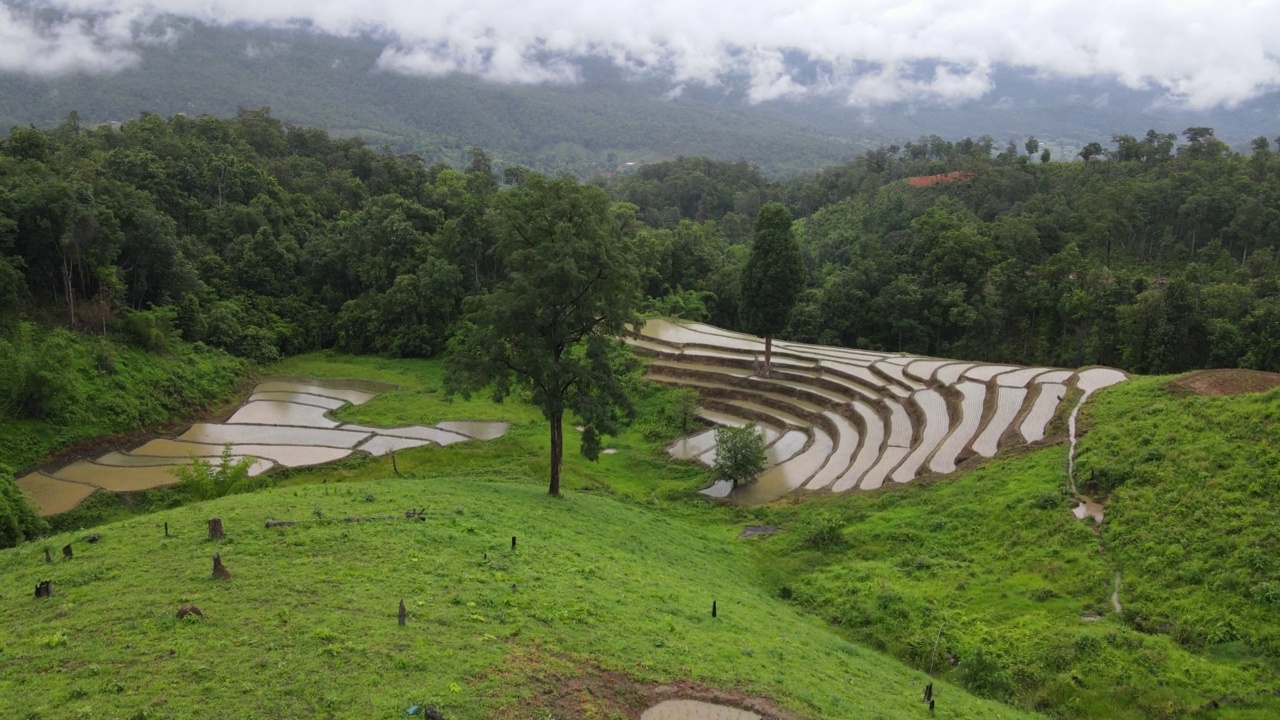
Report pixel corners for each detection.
[164,521,169,538]
[212,553,232,580]
[390,450,401,477]
[398,599,407,626]
[712,600,717,618]
[62,544,73,560]
[511,536,517,550]
[208,518,224,540]
[44,547,52,564]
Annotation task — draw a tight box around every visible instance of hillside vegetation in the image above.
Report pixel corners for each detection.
[0,358,1031,720]
[4,354,1280,718]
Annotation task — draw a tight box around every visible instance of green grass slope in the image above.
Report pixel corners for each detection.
[10,350,1279,719]
[0,328,248,474]
[0,477,1029,719]
[754,378,1280,718]
[1078,377,1280,673]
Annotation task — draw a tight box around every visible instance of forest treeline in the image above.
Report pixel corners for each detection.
[3,110,1279,406]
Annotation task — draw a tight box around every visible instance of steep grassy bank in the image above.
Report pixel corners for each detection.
[1077,377,1280,672]
[0,328,249,473]
[755,381,1280,718]
[0,476,1030,719]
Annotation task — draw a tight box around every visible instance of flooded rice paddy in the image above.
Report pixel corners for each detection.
[636,318,1129,504]
[15,377,509,516]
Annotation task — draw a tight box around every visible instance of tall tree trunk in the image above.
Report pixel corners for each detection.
[548,411,563,496]
[60,257,75,328]
[763,335,773,376]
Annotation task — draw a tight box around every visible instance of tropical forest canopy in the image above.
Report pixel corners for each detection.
[2,110,1279,404]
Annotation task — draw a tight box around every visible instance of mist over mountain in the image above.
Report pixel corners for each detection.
[1,13,1277,175]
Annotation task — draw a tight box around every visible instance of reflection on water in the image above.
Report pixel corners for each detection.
[227,401,340,428]
[1072,499,1105,523]
[179,423,371,448]
[14,473,96,516]
[16,377,511,516]
[640,699,761,720]
[435,421,510,440]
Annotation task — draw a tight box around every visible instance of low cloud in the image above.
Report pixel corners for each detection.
[9,0,1280,108]
[0,3,137,75]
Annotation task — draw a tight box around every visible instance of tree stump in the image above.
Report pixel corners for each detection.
[208,518,224,540]
[398,599,407,626]
[34,580,53,598]
[62,544,73,560]
[177,603,204,620]
[212,553,232,580]
[424,706,446,720]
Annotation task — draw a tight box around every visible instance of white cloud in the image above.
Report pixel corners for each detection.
[8,0,1280,108]
[0,3,138,75]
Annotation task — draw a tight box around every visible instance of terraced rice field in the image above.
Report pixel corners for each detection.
[630,319,1127,503]
[14,378,509,516]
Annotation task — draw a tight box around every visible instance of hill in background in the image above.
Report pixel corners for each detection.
[2,20,1277,176]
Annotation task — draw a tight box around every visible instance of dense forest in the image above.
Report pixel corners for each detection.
[3,112,1279,389]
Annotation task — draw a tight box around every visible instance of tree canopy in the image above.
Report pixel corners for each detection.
[713,425,767,488]
[443,173,642,496]
[739,202,806,370]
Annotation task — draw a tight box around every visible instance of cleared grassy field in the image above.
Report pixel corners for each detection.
[0,477,1029,719]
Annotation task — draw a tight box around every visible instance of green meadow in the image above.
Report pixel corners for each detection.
[2,354,1278,718]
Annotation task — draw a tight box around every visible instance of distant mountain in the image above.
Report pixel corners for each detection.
[1,20,1276,175]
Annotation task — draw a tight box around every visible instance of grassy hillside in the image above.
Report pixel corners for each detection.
[6,352,1280,718]
[753,378,1280,718]
[1077,377,1280,667]
[0,328,248,475]
[0,480,1028,718]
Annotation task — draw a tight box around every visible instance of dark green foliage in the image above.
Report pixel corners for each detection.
[0,323,85,421]
[740,203,806,342]
[170,444,262,501]
[444,173,643,495]
[712,424,766,488]
[116,306,180,353]
[0,328,246,473]
[0,465,45,546]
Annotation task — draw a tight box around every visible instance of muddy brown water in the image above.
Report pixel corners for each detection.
[435,421,511,440]
[640,699,761,720]
[14,472,97,516]
[16,377,511,516]
[179,423,372,448]
[226,400,341,428]
[247,391,348,409]
[252,381,377,405]
[1072,499,1105,523]
[343,424,470,445]
[128,439,354,467]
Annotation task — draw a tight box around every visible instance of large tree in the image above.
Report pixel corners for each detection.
[739,202,805,374]
[444,174,642,496]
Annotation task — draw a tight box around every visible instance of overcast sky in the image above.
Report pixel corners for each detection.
[3,0,1279,109]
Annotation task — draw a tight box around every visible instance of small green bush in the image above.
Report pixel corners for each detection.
[170,445,259,501]
[801,511,845,550]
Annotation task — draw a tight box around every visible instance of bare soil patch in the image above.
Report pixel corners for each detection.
[490,647,803,720]
[1167,369,1280,396]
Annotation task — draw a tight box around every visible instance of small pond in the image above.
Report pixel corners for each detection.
[640,699,761,720]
